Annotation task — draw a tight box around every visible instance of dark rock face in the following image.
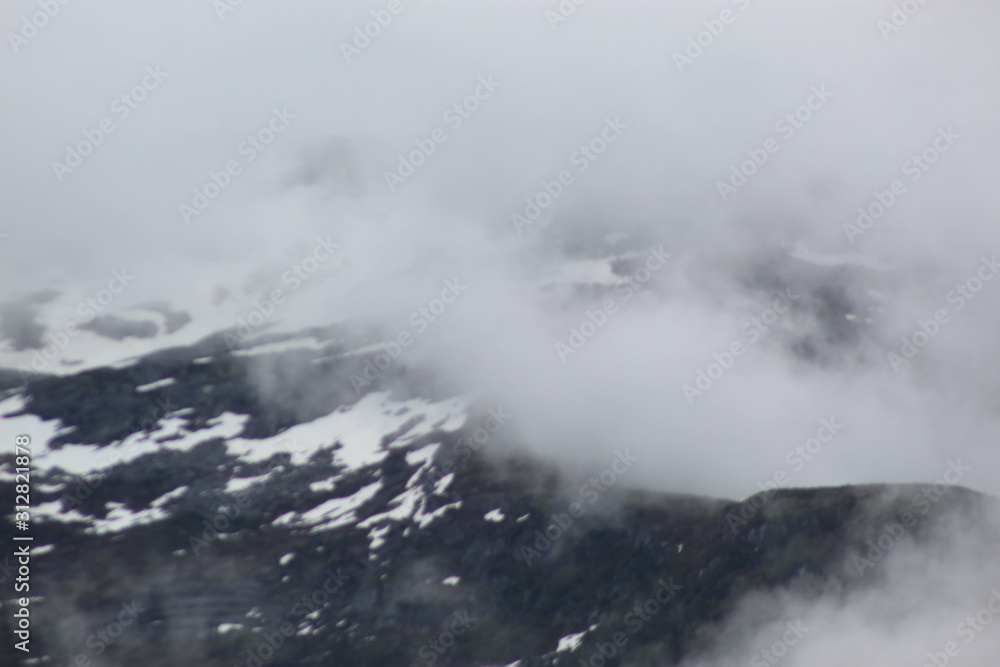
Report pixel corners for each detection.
[80,315,159,342]
[0,330,996,667]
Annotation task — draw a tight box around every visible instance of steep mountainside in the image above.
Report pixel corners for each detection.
[1,326,996,667]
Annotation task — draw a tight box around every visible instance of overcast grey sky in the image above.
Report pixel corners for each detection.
[3,1,1000,500]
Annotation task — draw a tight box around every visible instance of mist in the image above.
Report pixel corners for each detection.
[3,0,1000,504]
[675,488,1000,667]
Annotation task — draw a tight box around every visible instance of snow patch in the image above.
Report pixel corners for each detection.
[226,471,275,493]
[136,377,175,392]
[787,242,893,271]
[433,473,455,495]
[292,481,382,532]
[309,475,343,493]
[484,508,505,522]
[232,337,328,357]
[87,485,188,534]
[223,392,466,471]
[367,524,391,551]
[556,630,587,653]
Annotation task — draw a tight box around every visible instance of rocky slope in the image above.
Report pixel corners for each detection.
[1,323,997,667]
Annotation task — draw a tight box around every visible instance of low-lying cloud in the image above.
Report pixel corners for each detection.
[3,0,1000,502]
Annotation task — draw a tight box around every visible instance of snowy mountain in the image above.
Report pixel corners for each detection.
[2,247,999,666]
[6,3,1000,665]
